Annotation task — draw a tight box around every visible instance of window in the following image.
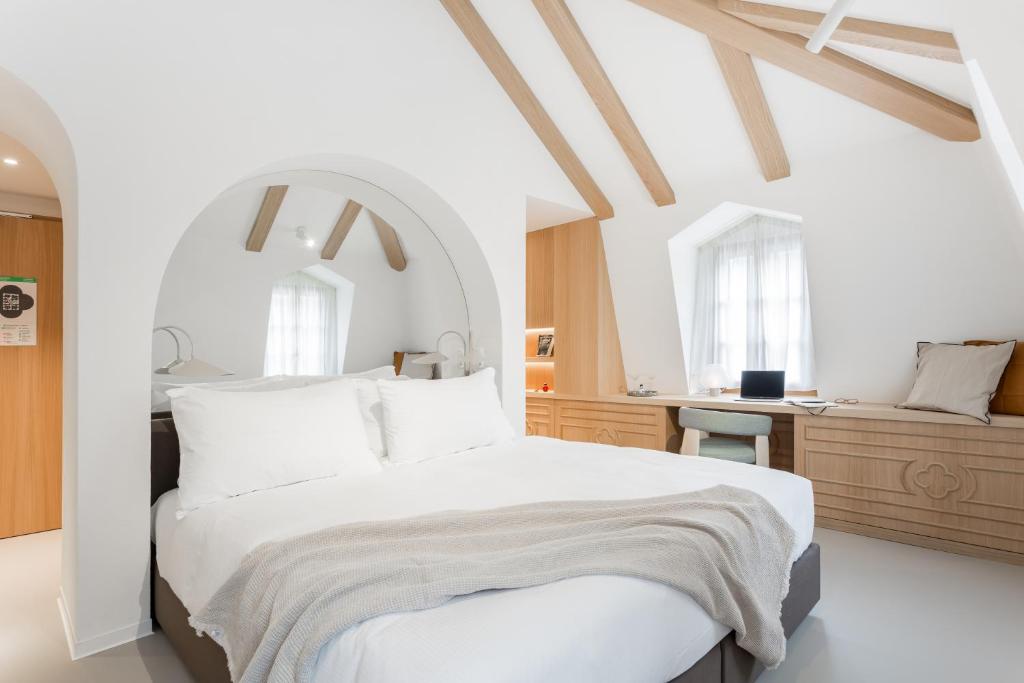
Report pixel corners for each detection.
[690,214,814,390]
[264,272,338,376]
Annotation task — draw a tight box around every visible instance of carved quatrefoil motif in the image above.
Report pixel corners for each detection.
[912,462,962,500]
[594,427,621,445]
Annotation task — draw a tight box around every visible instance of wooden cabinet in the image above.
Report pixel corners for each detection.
[795,415,1024,565]
[525,395,555,437]
[556,400,675,451]
[526,395,679,453]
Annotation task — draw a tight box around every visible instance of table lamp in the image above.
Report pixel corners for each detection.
[700,364,728,397]
[153,326,233,378]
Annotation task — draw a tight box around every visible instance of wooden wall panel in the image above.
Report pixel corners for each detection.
[0,216,62,538]
[525,228,554,329]
[595,231,627,395]
[553,219,599,396]
[527,218,626,397]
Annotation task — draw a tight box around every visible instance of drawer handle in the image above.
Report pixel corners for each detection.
[912,462,963,500]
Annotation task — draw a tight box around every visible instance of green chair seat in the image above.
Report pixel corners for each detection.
[697,436,756,464]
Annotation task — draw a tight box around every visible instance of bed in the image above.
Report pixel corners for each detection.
[151,414,820,683]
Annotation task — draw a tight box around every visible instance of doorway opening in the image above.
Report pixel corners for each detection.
[0,131,63,539]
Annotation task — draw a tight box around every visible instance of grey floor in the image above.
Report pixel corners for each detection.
[2,528,1022,683]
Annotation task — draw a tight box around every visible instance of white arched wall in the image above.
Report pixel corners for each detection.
[222,159,505,390]
[153,166,490,388]
[0,65,82,651]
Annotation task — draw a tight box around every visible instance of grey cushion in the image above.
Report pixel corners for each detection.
[698,437,756,464]
[899,341,1015,423]
[678,408,772,436]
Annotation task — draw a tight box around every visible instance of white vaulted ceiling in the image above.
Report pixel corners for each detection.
[467,0,976,217]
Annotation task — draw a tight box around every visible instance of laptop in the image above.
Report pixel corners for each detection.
[736,370,785,401]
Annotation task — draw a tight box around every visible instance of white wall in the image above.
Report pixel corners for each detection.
[606,132,1024,402]
[0,0,588,656]
[154,178,468,388]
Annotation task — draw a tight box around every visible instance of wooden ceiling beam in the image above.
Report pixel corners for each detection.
[628,0,978,142]
[320,199,363,260]
[244,185,288,252]
[532,0,675,207]
[439,0,614,219]
[717,0,962,63]
[709,38,790,181]
[368,211,408,272]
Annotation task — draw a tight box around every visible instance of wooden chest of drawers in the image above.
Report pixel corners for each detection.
[525,395,678,452]
[795,415,1024,564]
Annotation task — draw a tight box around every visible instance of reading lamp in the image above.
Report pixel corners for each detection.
[153,326,233,377]
[412,329,484,376]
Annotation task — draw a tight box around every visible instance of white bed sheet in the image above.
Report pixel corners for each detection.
[154,436,814,683]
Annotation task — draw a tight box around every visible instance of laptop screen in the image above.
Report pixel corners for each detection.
[740,370,785,399]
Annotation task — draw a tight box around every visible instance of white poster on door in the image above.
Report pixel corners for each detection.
[0,276,37,346]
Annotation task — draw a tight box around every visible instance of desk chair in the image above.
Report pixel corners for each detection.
[678,408,772,467]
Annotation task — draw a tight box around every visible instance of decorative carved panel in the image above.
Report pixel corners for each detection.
[795,415,1024,563]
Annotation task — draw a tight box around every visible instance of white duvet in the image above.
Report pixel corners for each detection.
[153,437,814,683]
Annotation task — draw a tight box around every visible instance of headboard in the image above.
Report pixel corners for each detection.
[151,412,181,506]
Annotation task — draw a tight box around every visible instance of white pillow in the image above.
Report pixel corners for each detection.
[378,367,514,464]
[342,365,399,380]
[353,376,411,461]
[152,366,399,410]
[899,341,1015,423]
[168,379,380,515]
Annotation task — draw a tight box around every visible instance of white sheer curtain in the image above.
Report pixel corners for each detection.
[690,214,815,390]
[264,272,338,376]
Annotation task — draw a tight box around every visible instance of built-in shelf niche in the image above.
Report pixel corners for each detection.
[525,327,555,392]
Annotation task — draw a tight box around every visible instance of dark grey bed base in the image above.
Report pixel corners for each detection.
[151,415,820,683]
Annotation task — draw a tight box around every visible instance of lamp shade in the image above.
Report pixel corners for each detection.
[153,326,233,378]
[159,358,234,378]
[411,351,447,365]
[700,363,728,390]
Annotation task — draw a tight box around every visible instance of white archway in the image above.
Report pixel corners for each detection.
[154,155,504,393]
[0,64,82,650]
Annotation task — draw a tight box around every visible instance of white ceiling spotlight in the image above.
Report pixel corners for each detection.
[2,158,18,166]
[806,0,857,54]
[295,226,316,249]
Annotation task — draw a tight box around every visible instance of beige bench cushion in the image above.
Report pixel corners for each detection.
[965,340,1024,416]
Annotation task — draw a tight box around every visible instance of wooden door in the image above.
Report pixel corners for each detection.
[0,215,62,538]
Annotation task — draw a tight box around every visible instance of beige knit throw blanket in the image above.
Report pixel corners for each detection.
[190,484,796,683]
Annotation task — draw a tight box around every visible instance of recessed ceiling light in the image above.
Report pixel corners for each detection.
[296,226,316,249]
[2,158,17,166]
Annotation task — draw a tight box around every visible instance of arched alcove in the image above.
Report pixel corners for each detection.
[153,156,504,396]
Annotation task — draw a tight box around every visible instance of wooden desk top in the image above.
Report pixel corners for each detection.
[525,391,1024,428]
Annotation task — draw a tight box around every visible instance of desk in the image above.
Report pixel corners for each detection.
[525,392,1024,565]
